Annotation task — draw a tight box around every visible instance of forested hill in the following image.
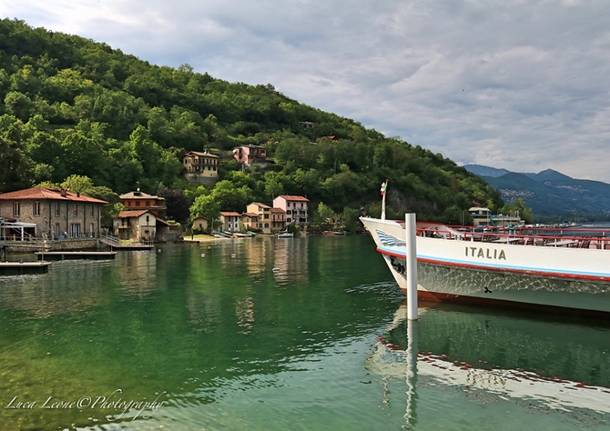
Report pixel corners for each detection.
[0,19,501,224]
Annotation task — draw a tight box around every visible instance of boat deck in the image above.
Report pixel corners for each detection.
[413,223,610,250]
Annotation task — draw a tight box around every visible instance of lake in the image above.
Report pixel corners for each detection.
[0,236,609,430]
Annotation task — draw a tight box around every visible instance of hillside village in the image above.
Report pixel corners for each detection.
[0,143,312,247]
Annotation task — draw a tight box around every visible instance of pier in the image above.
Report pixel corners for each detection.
[0,261,50,275]
[35,251,117,261]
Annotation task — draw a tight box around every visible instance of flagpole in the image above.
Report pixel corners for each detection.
[381,180,388,220]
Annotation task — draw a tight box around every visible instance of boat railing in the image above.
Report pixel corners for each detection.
[415,227,610,250]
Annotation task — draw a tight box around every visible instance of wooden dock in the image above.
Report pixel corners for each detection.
[0,261,50,275]
[35,251,117,261]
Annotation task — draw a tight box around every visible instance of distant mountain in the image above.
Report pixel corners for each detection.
[463,164,512,178]
[464,165,610,220]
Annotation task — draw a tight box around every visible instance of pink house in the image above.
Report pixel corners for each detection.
[232,145,267,167]
[272,195,309,226]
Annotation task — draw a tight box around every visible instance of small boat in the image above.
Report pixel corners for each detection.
[360,183,610,314]
[277,232,294,238]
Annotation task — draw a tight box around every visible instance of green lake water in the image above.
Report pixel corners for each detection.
[0,236,609,430]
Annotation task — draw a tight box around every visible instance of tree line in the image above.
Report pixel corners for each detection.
[0,19,504,228]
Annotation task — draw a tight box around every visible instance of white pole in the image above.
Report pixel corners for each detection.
[405,213,418,320]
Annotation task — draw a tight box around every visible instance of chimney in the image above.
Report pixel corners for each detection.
[60,189,67,197]
[77,192,80,197]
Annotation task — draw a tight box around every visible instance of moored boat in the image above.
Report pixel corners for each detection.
[360,216,610,314]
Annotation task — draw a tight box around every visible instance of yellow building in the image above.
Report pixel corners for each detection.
[241,213,259,231]
[183,151,219,185]
[246,202,271,234]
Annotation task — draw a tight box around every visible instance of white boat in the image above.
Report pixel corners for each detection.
[277,232,294,238]
[360,216,610,314]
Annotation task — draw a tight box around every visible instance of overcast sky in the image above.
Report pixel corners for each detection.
[2,0,610,181]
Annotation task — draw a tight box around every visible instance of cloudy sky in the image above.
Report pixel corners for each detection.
[2,0,610,181]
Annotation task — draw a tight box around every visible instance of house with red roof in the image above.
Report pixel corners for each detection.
[0,187,107,239]
[119,189,167,218]
[272,195,309,227]
[113,210,158,242]
[219,211,241,233]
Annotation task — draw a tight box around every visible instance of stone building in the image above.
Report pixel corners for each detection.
[183,151,219,185]
[0,187,106,239]
[114,210,157,242]
[192,217,209,233]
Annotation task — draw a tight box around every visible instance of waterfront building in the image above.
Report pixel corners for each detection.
[192,217,209,233]
[232,145,268,167]
[219,211,241,233]
[270,208,286,232]
[241,213,259,231]
[246,202,271,233]
[273,195,309,227]
[114,210,157,242]
[113,209,178,242]
[0,187,106,239]
[120,189,166,218]
[183,151,219,185]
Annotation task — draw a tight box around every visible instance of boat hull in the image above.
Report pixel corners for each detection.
[361,217,610,314]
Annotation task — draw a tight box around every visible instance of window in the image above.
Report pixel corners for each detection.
[70,223,81,237]
[146,215,150,224]
[73,205,78,216]
[90,223,95,235]
[136,201,141,207]
[91,205,94,216]
[12,202,20,216]
[33,201,41,216]
[55,203,61,216]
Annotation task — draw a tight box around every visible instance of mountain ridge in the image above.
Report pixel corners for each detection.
[464,164,610,220]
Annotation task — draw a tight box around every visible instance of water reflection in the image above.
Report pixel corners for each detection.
[0,260,113,317]
[369,301,610,429]
[115,250,158,298]
[271,238,309,285]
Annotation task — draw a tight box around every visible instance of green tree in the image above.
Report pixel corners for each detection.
[190,193,220,232]
[4,91,33,120]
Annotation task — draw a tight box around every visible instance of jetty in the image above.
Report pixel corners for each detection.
[99,235,155,251]
[35,251,117,261]
[0,261,50,275]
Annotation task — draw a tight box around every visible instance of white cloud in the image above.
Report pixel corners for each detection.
[2,0,610,181]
